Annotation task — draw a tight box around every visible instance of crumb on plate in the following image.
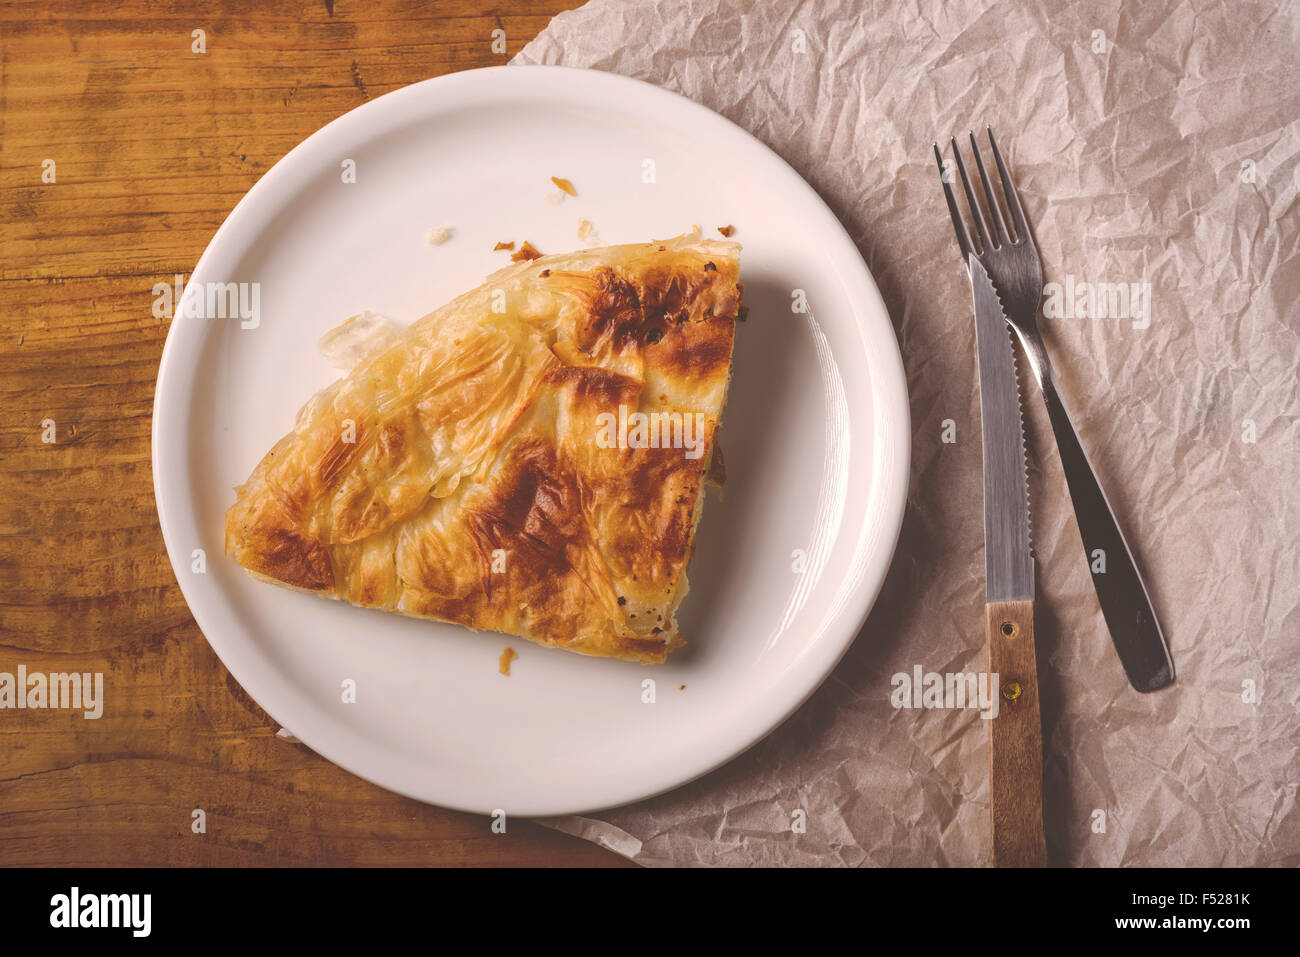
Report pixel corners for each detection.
[577,218,603,247]
[499,647,519,676]
[717,224,735,237]
[511,241,542,262]
[493,240,515,251]
[424,226,452,245]
[551,176,577,197]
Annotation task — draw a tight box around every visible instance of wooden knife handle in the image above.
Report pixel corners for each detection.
[986,599,1046,867]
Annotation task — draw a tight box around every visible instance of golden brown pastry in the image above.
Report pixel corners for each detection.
[225,230,742,662]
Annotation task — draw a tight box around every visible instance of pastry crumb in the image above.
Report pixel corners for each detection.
[499,647,519,675]
[577,218,603,247]
[493,240,515,251]
[546,189,566,205]
[717,224,735,237]
[511,241,542,262]
[551,176,577,197]
[679,684,686,691]
[424,226,452,245]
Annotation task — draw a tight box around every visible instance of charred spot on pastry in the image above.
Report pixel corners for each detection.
[547,364,639,408]
[703,261,717,272]
[253,525,333,592]
[539,268,551,277]
[645,326,663,344]
[650,313,734,381]
[318,429,363,489]
[617,596,626,606]
[473,439,585,565]
[581,268,647,348]
[378,420,406,461]
[358,570,386,606]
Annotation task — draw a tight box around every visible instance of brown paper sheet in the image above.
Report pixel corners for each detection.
[515,0,1300,866]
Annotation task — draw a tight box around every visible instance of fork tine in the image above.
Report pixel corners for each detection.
[950,137,992,253]
[969,131,1009,248]
[986,127,1027,244]
[933,142,972,267]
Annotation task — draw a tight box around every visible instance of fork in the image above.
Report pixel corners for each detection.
[935,128,1175,694]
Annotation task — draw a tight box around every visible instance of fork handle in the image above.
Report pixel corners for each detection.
[1039,380,1174,691]
[987,599,1046,868]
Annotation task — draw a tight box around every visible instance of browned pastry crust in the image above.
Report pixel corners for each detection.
[225,231,742,662]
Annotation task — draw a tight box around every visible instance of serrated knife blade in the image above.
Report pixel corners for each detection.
[970,251,1045,868]
[970,254,1034,603]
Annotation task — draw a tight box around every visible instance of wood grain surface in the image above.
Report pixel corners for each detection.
[985,599,1046,868]
[0,0,633,867]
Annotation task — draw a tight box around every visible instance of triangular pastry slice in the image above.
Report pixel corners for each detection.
[225,231,742,662]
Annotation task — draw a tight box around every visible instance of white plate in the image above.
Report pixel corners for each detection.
[152,66,909,817]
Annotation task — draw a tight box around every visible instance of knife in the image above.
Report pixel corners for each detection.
[970,252,1047,868]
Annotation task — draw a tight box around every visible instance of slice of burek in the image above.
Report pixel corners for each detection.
[225,229,742,663]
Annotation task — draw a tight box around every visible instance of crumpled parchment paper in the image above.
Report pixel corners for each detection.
[515,0,1300,866]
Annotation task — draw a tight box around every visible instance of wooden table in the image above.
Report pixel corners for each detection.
[0,0,629,867]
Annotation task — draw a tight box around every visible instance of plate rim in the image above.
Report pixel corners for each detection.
[151,64,911,817]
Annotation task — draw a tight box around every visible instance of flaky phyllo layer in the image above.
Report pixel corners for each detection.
[225,231,742,662]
